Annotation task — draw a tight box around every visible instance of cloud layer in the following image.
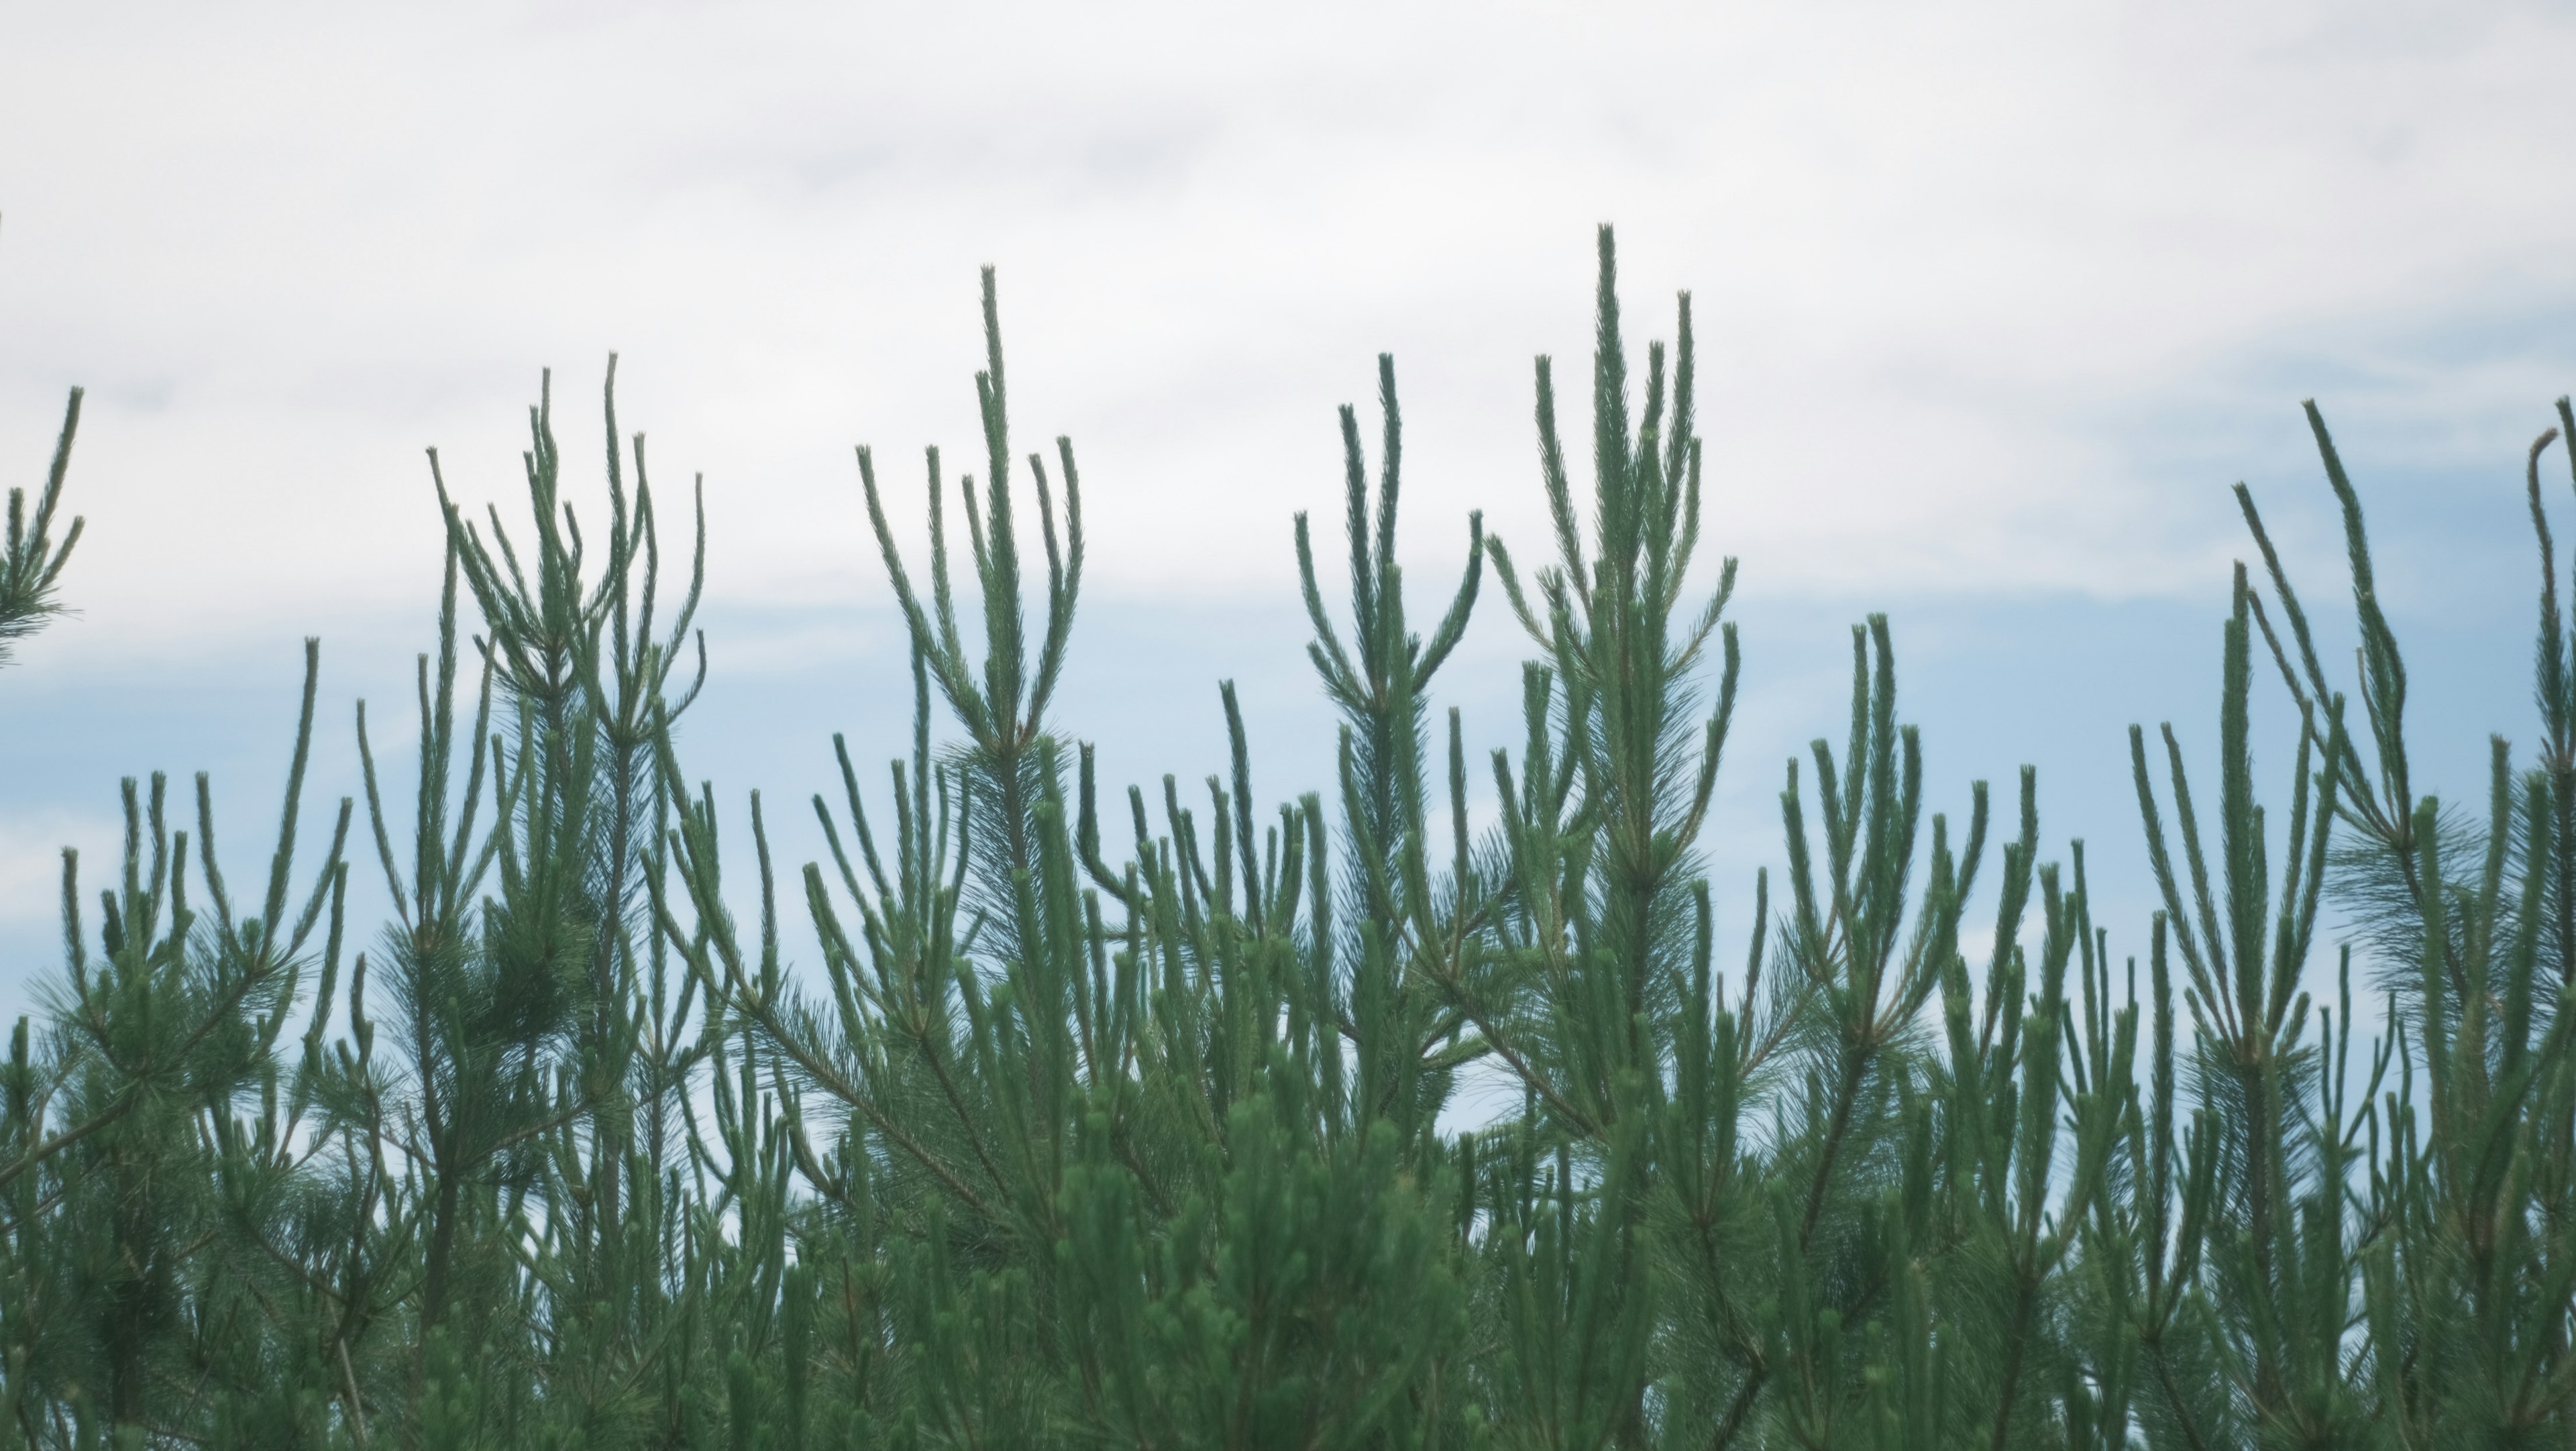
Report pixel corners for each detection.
[7,0,2576,667]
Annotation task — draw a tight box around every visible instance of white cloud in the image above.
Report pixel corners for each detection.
[4,0,2575,672]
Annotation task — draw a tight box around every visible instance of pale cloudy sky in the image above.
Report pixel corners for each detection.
[4,0,2571,1004]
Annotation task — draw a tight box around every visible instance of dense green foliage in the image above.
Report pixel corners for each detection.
[7,229,2576,1448]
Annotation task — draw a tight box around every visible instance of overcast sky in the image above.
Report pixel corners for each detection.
[5,0,2573,1006]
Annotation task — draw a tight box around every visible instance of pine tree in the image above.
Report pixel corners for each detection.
[0,388,83,667]
[10,232,2576,1449]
